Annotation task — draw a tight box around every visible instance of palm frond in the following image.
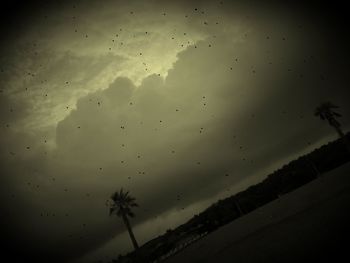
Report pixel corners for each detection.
[125,196,136,202]
[110,188,139,218]
[111,191,120,201]
[109,207,116,216]
[315,102,341,121]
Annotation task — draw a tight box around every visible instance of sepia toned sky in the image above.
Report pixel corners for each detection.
[1,0,349,262]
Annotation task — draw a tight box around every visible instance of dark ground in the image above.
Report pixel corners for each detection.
[164,162,350,263]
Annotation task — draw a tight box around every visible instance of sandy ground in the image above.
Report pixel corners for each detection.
[164,162,350,263]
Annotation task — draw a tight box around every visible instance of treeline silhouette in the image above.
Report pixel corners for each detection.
[113,132,350,263]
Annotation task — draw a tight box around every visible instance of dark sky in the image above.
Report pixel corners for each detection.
[1,0,349,262]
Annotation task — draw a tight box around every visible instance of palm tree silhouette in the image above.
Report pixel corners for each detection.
[315,101,350,151]
[315,102,344,136]
[109,188,139,250]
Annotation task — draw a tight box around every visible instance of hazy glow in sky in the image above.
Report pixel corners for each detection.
[4,6,207,132]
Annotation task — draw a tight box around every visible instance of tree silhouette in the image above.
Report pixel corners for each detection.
[315,101,350,151]
[315,102,343,136]
[109,188,139,250]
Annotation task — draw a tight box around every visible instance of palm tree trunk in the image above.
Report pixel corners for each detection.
[121,212,139,250]
[333,125,350,153]
[233,199,244,216]
[333,124,345,138]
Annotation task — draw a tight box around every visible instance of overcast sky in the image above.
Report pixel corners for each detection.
[1,0,349,262]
